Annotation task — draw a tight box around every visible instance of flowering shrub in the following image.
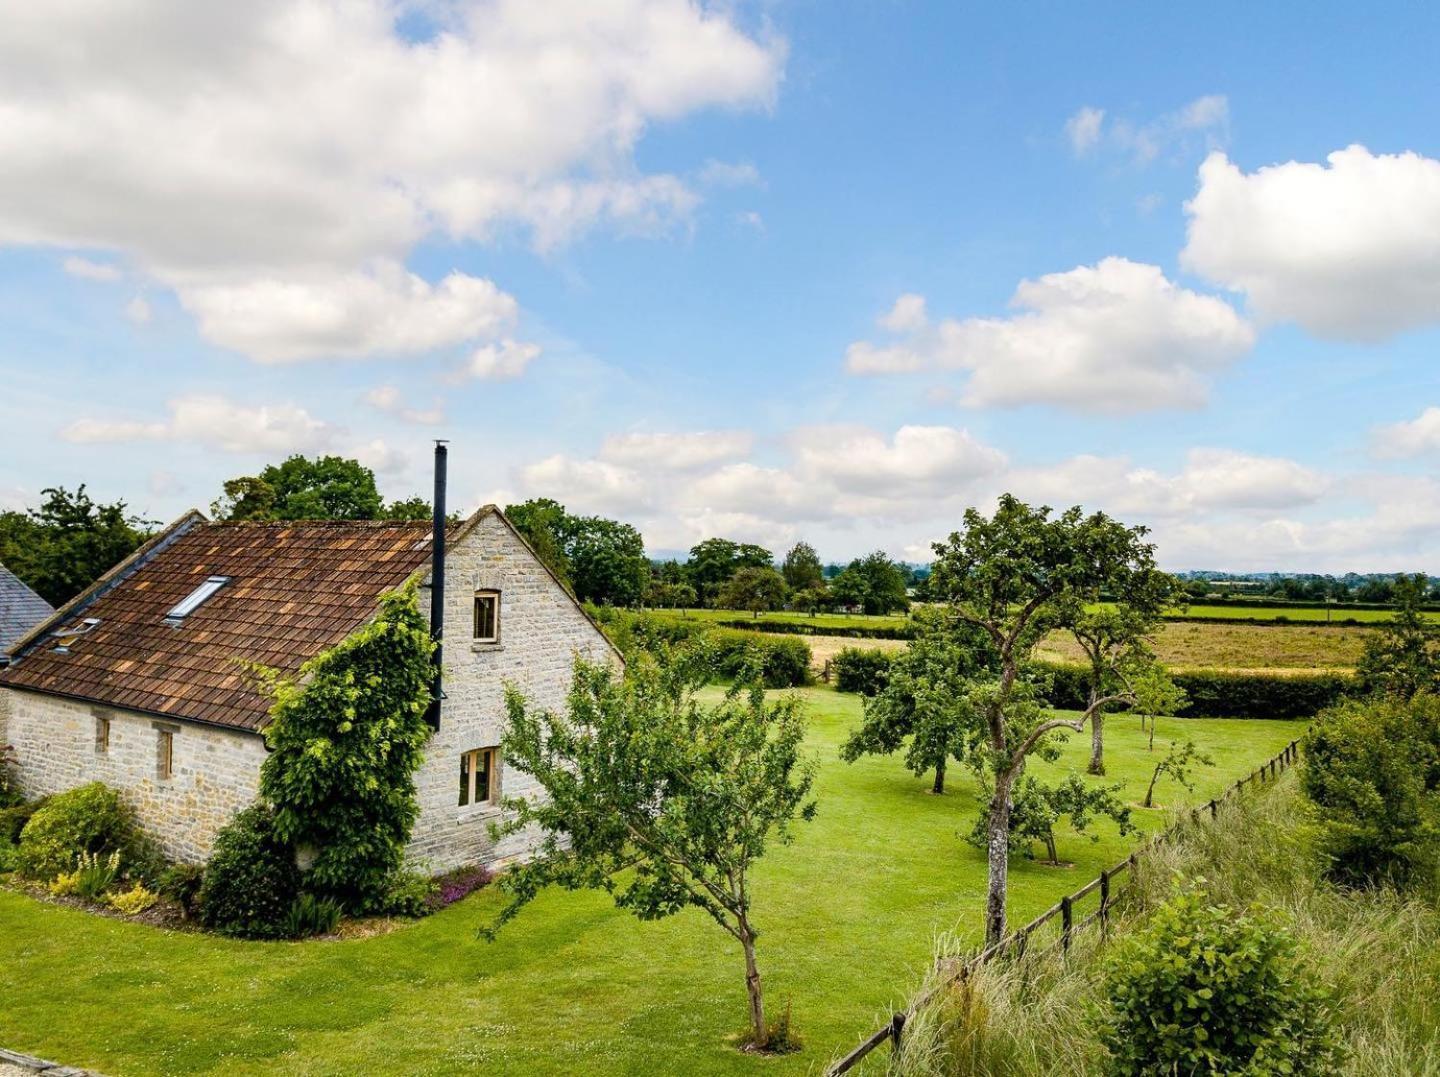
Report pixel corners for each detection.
[107,883,159,915]
[426,864,493,911]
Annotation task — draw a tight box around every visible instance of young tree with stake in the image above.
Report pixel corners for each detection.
[1142,740,1215,808]
[485,647,817,1051]
[928,494,1162,947]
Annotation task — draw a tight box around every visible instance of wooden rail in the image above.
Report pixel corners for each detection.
[825,739,1303,1075]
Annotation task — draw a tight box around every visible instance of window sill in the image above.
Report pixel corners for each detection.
[470,640,504,652]
[457,803,502,824]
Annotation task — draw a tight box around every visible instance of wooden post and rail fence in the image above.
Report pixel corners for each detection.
[825,737,1304,1076]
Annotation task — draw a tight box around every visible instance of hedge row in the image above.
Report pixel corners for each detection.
[709,618,916,641]
[706,629,813,689]
[1160,614,1375,628]
[1037,661,1353,720]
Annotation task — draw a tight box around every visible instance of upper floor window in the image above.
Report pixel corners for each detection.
[156,728,175,781]
[473,590,500,643]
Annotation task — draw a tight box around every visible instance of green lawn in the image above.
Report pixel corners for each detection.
[0,690,1299,1076]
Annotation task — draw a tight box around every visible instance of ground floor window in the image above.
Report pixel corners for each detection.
[459,747,498,807]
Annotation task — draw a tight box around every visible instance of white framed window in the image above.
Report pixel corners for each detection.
[473,590,500,643]
[166,576,230,622]
[458,747,498,807]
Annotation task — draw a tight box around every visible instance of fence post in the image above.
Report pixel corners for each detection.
[1209,798,1218,819]
[890,1011,906,1051]
[1099,870,1111,939]
[1061,894,1073,953]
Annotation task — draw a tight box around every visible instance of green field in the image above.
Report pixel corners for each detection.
[0,689,1298,1076]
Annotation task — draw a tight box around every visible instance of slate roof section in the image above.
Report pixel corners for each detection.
[0,520,437,732]
[0,563,54,658]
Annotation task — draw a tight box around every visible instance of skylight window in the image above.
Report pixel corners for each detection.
[166,576,230,622]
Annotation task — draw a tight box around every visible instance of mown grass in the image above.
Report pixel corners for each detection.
[0,690,1298,1076]
[886,776,1440,1076]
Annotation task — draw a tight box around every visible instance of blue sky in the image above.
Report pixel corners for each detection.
[2,2,1439,570]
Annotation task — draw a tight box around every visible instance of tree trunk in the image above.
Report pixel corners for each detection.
[1044,828,1058,865]
[1149,720,1156,752]
[1144,767,1160,808]
[932,757,946,795]
[1088,707,1105,775]
[984,776,1013,947]
[739,920,766,1048]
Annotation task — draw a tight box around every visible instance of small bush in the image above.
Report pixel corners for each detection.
[16,783,140,881]
[426,864,493,911]
[107,883,159,916]
[0,744,22,808]
[198,805,302,940]
[279,892,343,939]
[157,864,206,919]
[830,647,893,695]
[0,799,44,846]
[379,869,437,917]
[1301,697,1440,887]
[1101,888,1342,1075]
[709,630,812,688]
[0,842,17,874]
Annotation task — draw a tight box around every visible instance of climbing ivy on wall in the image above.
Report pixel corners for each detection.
[256,581,435,912]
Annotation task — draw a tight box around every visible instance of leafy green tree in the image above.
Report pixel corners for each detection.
[685,538,774,606]
[256,584,435,912]
[968,773,1133,865]
[215,455,385,521]
[717,565,788,617]
[1356,573,1439,699]
[1059,568,1176,775]
[644,580,697,609]
[380,496,434,521]
[1301,695,1440,886]
[827,566,867,611]
[1102,889,1343,1075]
[489,651,817,1049]
[833,550,910,615]
[566,516,649,607]
[1141,739,1214,808]
[789,584,828,616]
[929,494,1163,945]
[840,613,992,794]
[504,498,573,585]
[0,486,153,606]
[780,541,824,592]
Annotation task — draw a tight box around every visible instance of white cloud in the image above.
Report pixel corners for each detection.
[698,160,762,188]
[352,438,408,476]
[1064,106,1105,155]
[181,261,518,363]
[600,430,753,470]
[845,258,1255,412]
[0,1,784,360]
[363,386,445,427]
[1183,146,1440,339]
[62,256,121,282]
[878,293,927,334]
[789,425,1006,499]
[734,210,766,232]
[518,454,654,515]
[1372,406,1440,458]
[62,395,339,455]
[456,339,542,381]
[124,295,152,325]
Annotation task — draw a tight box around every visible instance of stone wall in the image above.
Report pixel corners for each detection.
[0,688,266,864]
[406,511,618,871]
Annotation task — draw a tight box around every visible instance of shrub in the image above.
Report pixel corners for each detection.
[0,799,44,846]
[426,864,493,911]
[107,883,159,916]
[16,783,140,881]
[1101,888,1342,1075]
[1301,696,1440,886]
[830,647,893,695]
[708,630,812,688]
[379,869,437,917]
[0,842,17,874]
[198,805,302,940]
[279,893,343,939]
[157,863,206,919]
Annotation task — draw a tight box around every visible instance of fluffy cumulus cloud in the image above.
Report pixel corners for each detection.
[1183,146,1440,340]
[60,394,405,472]
[846,258,1255,412]
[599,430,753,470]
[455,339,543,381]
[1371,406,1440,458]
[0,1,784,361]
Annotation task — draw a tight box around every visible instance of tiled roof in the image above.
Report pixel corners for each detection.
[0,520,437,732]
[0,563,54,657]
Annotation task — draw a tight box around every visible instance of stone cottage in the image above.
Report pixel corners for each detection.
[0,506,619,868]
[0,561,54,665]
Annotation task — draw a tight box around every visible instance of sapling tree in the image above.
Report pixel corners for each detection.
[839,613,992,794]
[488,648,817,1051]
[1058,567,1175,775]
[969,773,1134,865]
[1356,573,1440,700]
[1142,740,1215,808]
[1132,666,1188,751]
[929,494,1161,946]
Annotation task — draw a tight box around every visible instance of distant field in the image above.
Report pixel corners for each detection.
[1037,620,1370,671]
[1164,603,1428,623]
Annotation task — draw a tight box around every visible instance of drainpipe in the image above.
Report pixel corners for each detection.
[427,440,448,729]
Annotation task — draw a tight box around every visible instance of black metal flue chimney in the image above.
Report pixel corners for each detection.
[427,440,448,729]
